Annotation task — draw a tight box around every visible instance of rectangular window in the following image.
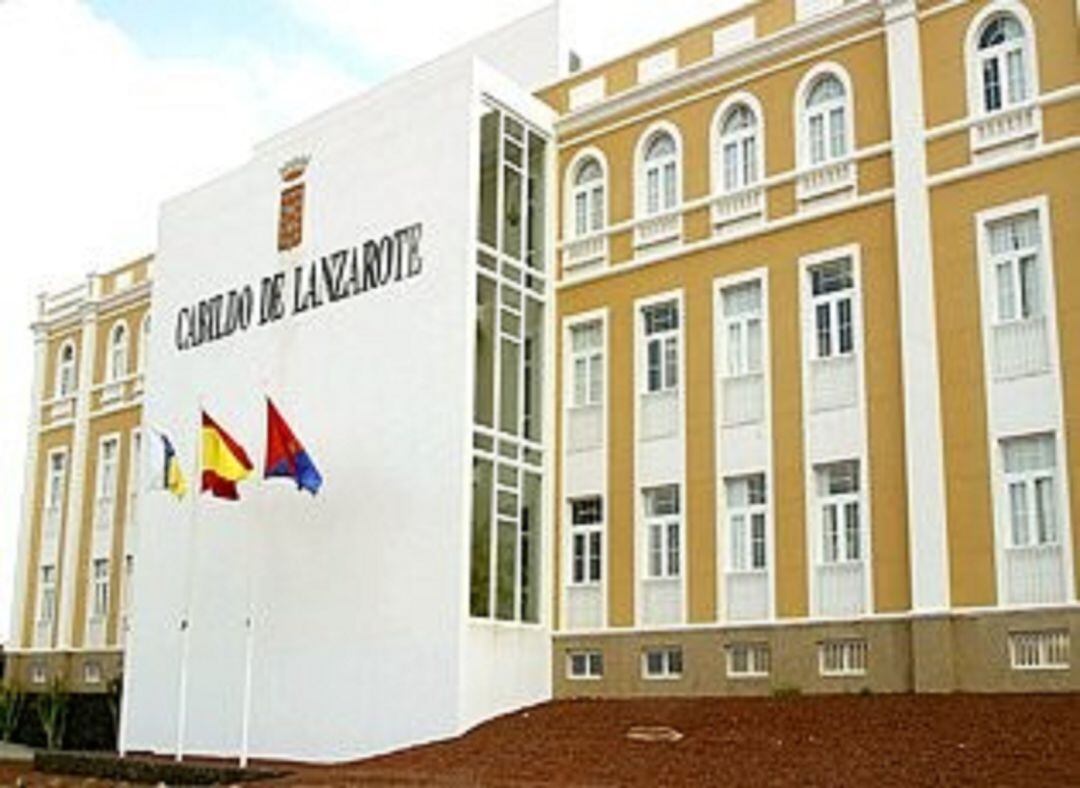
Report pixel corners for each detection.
[722,281,763,377]
[1009,631,1070,671]
[91,558,109,619]
[642,646,683,679]
[31,662,47,685]
[569,320,604,407]
[39,565,56,623]
[1002,434,1058,547]
[810,259,855,359]
[644,486,681,579]
[83,661,102,685]
[726,642,770,678]
[819,639,867,677]
[988,211,1042,323]
[818,461,861,564]
[570,497,603,585]
[643,301,679,393]
[726,474,768,571]
[567,650,604,679]
[46,452,66,512]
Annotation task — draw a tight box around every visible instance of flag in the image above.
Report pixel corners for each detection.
[201,411,254,500]
[159,431,188,499]
[264,398,323,495]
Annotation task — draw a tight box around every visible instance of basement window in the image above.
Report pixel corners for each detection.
[567,650,603,680]
[819,639,867,677]
[1009,630,1070,670]
[726,642,770,678]
[642,646,683,680]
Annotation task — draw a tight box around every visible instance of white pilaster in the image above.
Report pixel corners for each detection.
[882,0,951,610]
[9,312,49,648]
[57,274,100,648]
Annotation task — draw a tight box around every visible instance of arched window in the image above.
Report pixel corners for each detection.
[976,13,1030,113]
[804,74,848,166]
[640,129,679,216]
[571,156,605,237]
[718,102,760,193]
[55,342,77,398]
[139,314,150,372]
[107,322,128,382]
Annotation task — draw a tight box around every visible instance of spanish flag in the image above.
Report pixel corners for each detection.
[201,411,254,500]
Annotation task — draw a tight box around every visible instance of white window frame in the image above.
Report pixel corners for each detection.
[635,122,682,220]
[1008,630,1070,671]
[30,662,47,685]
[54,340,77,398]
[712,93,764,195]
[725,473,769,572]
[643,485,681,580]
[1001,433,1060,549]
[106,320,129,383]
[819,639,868,677]
[568,319,605,408]
[642,646,683,680]
[726,642,770,678]
[566,650,604,680]
[569,496,604,587]
[138,313,150,373]
[83,661,103,685]
[43,448,67,530]
[796,65,854,170]
[91,557,109,620]
[720,279,765,379]
[808,257,857,361]
[566,150,608,240]
[641,300,680,395]
[38,564,56,625]
[816,461,864,565]
[965,2,1039,118]
[95,434,120,533]
[985,211,1044,325]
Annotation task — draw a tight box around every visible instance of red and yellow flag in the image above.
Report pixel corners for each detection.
[201,411,253,500]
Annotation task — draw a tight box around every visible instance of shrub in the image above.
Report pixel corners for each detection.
[0,684,24,741]
[35,679,69,750]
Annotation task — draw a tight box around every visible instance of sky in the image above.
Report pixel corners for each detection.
[0,0,742,642]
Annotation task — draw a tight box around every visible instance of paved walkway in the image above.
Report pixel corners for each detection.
[0,741,34,762]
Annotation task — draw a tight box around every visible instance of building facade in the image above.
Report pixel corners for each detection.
[542,0,1080,696]
[8,257,152,693]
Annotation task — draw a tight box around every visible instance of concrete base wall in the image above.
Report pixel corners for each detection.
[4,651,123,694]
[553,607,1080,698]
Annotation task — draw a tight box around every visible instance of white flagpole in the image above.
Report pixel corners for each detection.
[175,409,202,762]
[238,478,256,768]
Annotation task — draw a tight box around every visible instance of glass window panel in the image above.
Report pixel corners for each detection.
[520,472,541,622]
[647,340,662,392]
[478,111,499,248]
[503,167,523,260]
[589,531,602,582]
[523,299,544,442]
[648,524,663,577]
[664,336,679,388]
[499,338,520,436]
[829,107,846,158]
[844,502,860,561]
[1035,477,1056,545]
[823,505,838,562]
[838,298,853,354]
[746,318,763,373]
[572,534,585,583]
[667,522,681,576]
[663,161,677,208]
[496,518,517,620]
[589,355,603,404]
[730,514,746,571]
[983,58,1002,112]
[816,303,831,358]
[471,470,494,612]
[1019,255,1040,319]
[527,132,546,272]
[996,261,1017,321]
[1006,49,1027,104]
[474,276,496,428]
[751,513,767,569]
[1009,482,1029,546]
[809,115,825,164]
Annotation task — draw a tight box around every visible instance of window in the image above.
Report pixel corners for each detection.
[726,474,768,571]
[55,342,77,397]
[642,301,679,393]
[567,650,604,679]
[96,437,119,530]
[31,662,47,685]
[721,280,763,377]
[642,646,683,679]
[987,211,1042,323]
[38,565,56,623]
[570,497,603,585]
[91,558,109,619]
[45,452,66,514]
[1002,434,1059,548]
[718,103,760,193]
[726,642,770,678]
[818,461,861,564]
[976,13,1030,114]
[139,314,150,372]
[641,130,679,216]
[1009,630,1070,670]
[644,486,681,579]
[809,259,855,359]
[569,320,604,408]
[83,661,103,685]
[571,157,605,238]
[819,639,867,676]
[107,322,128,382]
[804,73,848,166]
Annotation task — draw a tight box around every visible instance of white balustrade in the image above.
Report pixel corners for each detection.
[972,106,1039,156]
[1005,544,1065,606]
[992,317,1050,380]
[563,235,608,273]
[815,560,865,617]
[712,186,764,230]
[634,213,681,251]
[797,160,855,204]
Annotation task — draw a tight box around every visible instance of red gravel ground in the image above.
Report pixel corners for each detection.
[1,694,1077,786]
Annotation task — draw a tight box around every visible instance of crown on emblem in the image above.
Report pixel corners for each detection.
[279,155,311,183]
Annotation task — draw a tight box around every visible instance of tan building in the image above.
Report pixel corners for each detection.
[8,258,152,693]
[538,0,1079,695]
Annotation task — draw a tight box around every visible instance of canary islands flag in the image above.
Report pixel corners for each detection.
[159,431,188,499]
[265,398,323,495]
[201,411,254,500]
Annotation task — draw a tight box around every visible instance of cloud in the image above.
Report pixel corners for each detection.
[0,0,364,642]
